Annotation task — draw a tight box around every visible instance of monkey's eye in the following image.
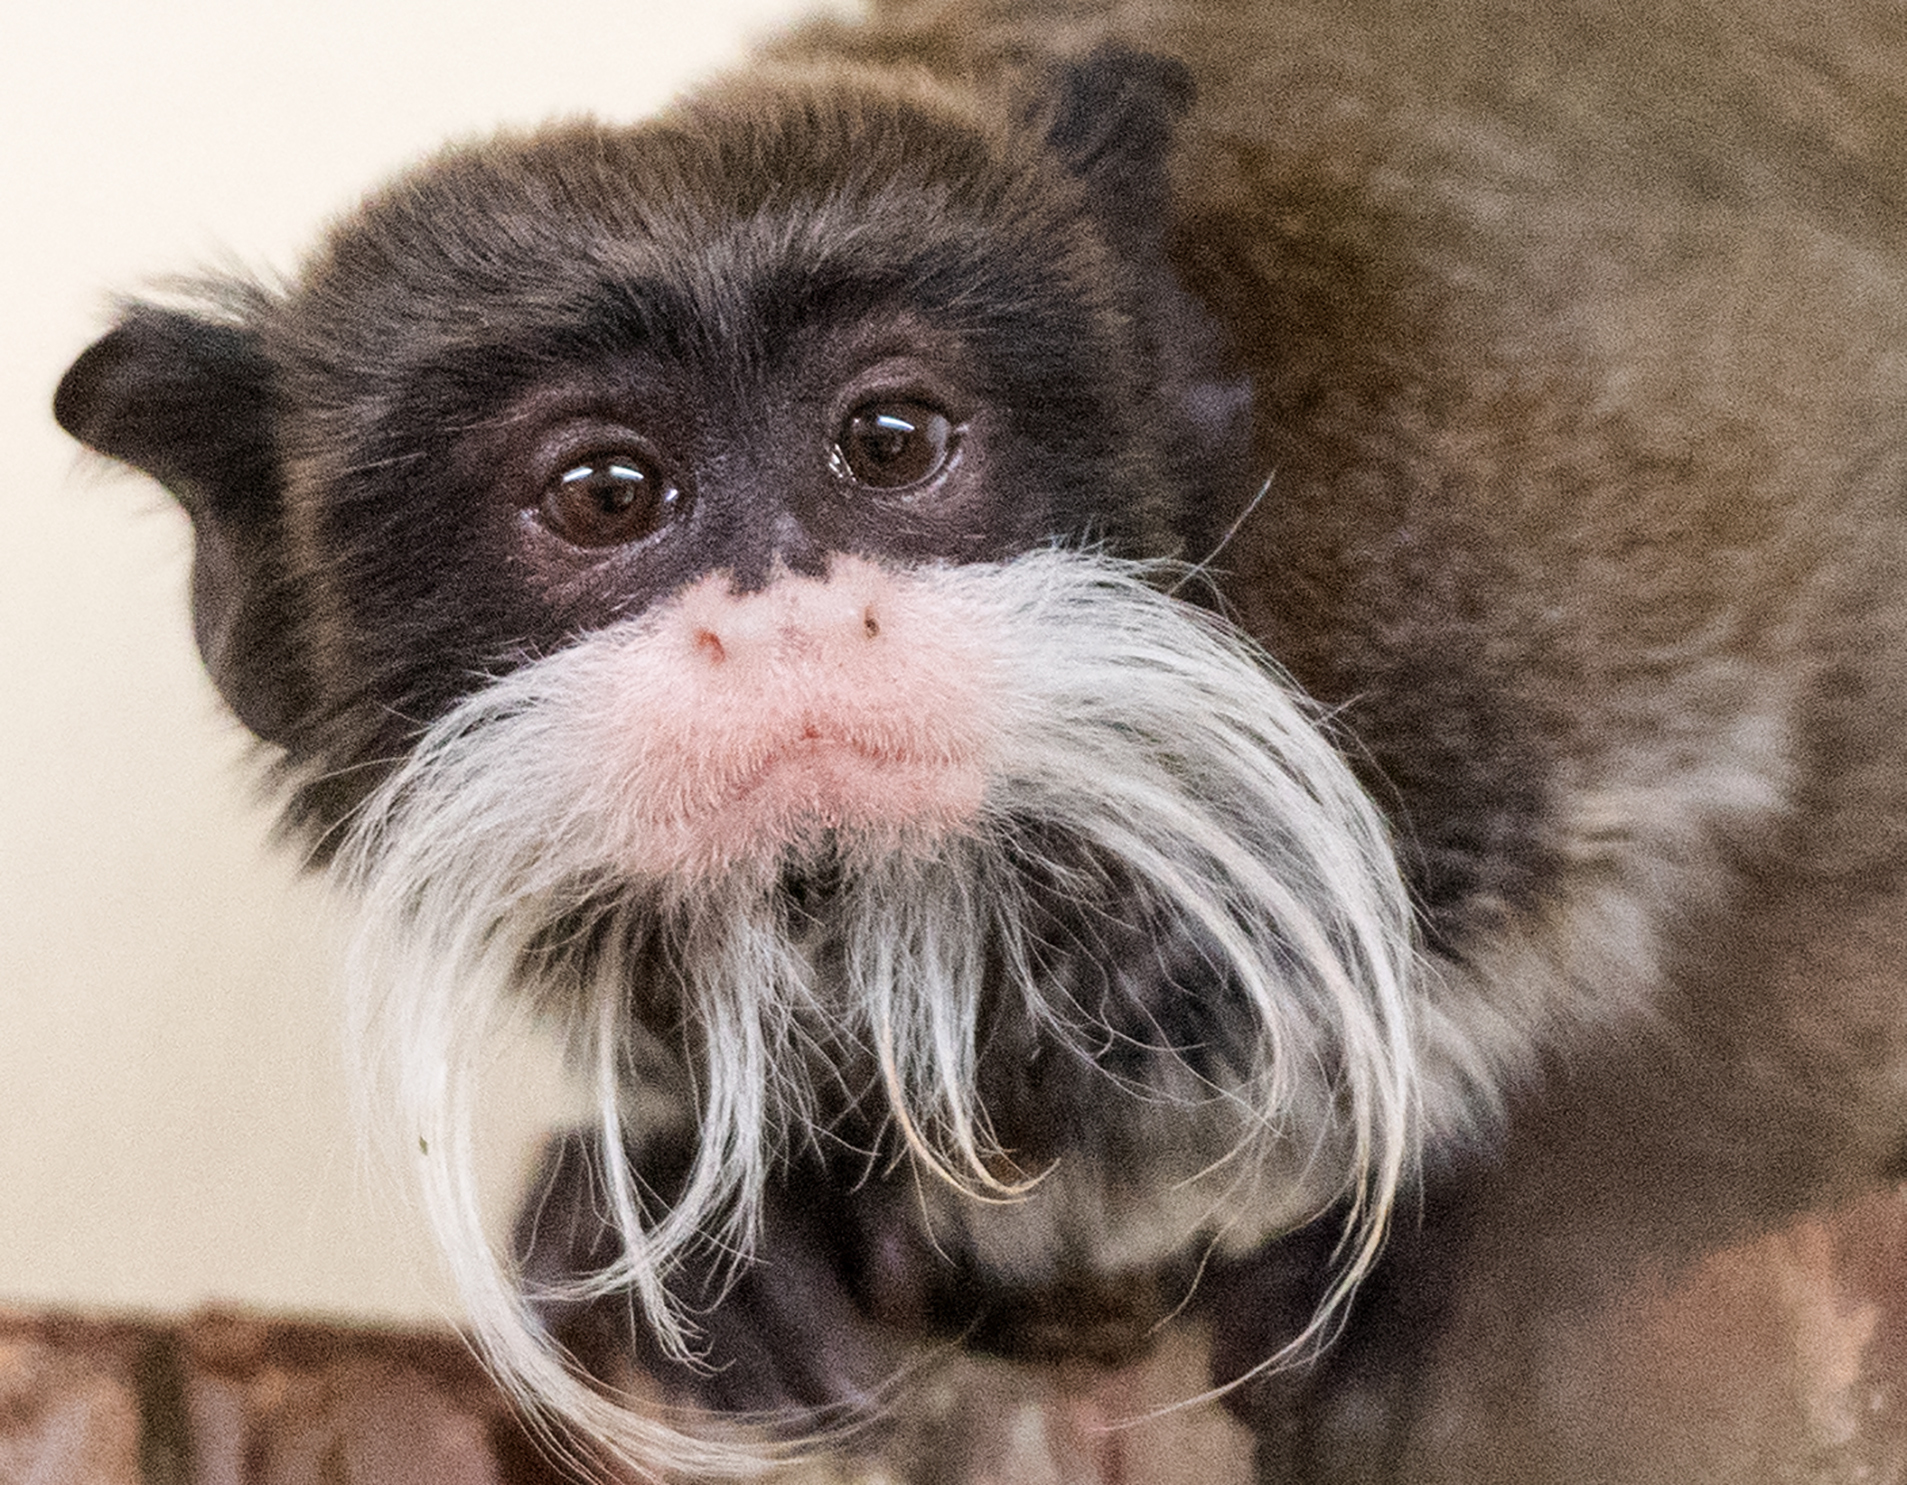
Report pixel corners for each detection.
[831,400,957,490]
[540,453,681,548]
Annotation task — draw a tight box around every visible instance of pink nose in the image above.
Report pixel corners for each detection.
[680,571,885,673]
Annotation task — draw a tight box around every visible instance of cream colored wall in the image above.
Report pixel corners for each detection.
[2,0,826,1322]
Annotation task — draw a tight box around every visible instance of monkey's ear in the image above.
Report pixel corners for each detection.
[1040,48,1256,544]
[1041,45,1196,257]
[55,305,311,746]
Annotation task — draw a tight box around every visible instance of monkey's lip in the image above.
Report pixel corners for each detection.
[722,727,969,809]
[644,724,986,875]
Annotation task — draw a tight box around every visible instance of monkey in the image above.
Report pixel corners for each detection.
[48,0,1907,1479]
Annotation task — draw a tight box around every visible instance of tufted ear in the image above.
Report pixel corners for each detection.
[55,304,312,745]
[1042,44,1197,260]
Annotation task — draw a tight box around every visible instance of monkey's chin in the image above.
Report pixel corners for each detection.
[339,548,1422,1476]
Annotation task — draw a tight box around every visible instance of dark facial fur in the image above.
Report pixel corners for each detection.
[54,3,1907,1482]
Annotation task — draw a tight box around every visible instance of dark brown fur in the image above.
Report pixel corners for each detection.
[813,3,1907,1476]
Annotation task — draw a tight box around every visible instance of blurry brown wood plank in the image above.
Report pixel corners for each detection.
[0,1309,573,1485]
[7,1186,1907,1484]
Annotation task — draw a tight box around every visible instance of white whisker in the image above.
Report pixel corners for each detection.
[340,547,1424,1477]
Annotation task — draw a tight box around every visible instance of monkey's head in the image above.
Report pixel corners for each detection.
[56,49,1416,1472]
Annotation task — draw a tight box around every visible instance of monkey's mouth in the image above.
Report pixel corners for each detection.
[655,724,989,877]
[731,724,961,803]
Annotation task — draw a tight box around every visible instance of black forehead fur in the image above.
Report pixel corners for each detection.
[275,64,1157,479]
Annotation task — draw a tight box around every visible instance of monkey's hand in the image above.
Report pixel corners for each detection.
[512,1128,917,1424]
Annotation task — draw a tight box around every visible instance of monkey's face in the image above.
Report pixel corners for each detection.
[56,52,1416,1459]
[263,73,1183,805]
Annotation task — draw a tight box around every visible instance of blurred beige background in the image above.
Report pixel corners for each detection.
[2,0,832,1323]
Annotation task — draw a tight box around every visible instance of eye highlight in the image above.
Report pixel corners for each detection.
[832,400,957,490]
[540,451,682,548]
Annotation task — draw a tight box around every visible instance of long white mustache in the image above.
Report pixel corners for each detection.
[341,547,1420,1476]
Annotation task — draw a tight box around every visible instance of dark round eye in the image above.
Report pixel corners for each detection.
[540,452,680,548]
[832,400,956,490]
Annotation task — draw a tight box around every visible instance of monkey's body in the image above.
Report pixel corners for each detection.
[54,1,1907,1480]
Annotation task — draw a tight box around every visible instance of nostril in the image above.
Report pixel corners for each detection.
[694,628,727,663]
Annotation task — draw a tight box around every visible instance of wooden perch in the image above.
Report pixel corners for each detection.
[8,1186,1907,1484]
[0,1309,568,1485]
